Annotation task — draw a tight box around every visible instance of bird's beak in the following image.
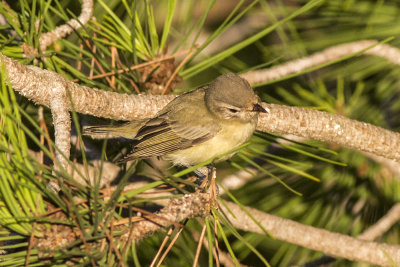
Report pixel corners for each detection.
[252,103,269,113]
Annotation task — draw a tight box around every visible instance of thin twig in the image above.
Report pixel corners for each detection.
[85,37,114,86]
[240,40,400,85]
[39,0,93,51]
[194,223,247,267]
[358,203,400,241]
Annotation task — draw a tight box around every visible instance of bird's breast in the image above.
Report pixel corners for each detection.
[165,120,257,166]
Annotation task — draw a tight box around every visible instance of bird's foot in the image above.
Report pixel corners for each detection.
[194,165,219,196]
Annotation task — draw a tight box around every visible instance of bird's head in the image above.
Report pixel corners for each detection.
[205,73,268,122]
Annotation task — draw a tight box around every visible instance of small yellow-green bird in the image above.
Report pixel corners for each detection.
[83,73,268,166]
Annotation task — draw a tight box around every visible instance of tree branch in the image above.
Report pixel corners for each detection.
[35,192,212,250]
[2,40,400,163]
[258,103,400,162]
[240,40,400,85]
[36,193,400,266]
[39,0,93,51]
[358,203,400,241]
[219,200,400,267]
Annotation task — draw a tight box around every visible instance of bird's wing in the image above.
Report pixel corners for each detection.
[119,89,220,162]
[83,120,148,139]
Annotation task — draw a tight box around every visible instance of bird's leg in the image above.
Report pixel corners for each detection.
[194,165,212,187]
[193,165,219,197]
[194,166,208,183]
[208,165,219,198]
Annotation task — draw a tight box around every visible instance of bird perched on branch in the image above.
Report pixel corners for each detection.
[83,73,268,166]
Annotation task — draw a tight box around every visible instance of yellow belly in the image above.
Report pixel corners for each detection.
[165,121,256,166]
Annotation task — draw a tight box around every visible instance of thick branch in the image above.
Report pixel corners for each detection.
[34,190,400,267]
[2,40,400,162]
[219,201,400,267]
[258,104,400,162]
[2,55,173,120]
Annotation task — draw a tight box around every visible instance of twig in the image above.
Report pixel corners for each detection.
[358,203,400,241]
[39,0,93,51]
[105,230,125,267]
[240,40,400,85]
[31,191,400,266]
[64,197,96,267]
[84,36,114,86]
[24,222,36,266]
[257,103,400,163]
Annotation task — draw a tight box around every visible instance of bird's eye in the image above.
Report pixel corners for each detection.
[228,108,239,113]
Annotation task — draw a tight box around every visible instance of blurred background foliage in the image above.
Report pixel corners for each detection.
[0,0,400,266]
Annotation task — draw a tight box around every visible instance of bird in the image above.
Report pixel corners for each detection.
[83,73,268,167]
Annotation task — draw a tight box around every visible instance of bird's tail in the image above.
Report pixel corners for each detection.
[83,120,146,139]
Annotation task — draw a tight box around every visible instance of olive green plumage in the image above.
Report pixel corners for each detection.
[83,73,268,165]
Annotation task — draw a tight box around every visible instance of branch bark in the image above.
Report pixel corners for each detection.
[39,0,93,51]
[358,203,400,241]
[258,104,400,163]
[240,40,400,85]
[36,193,400,266]
[2,40,400,162]
[219,200,400,267]
[36,192,212,250]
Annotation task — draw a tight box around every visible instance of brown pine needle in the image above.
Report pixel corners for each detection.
[214,217,220,267]
[106,230,124,267]
[110,45,117,89]
[24,222,36,266]
[193,224,207,267]
[156,222,187,267]
[87,48,192,80]
[162,45,199,95]
[150,228,174,267]
[64,198,97,267]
